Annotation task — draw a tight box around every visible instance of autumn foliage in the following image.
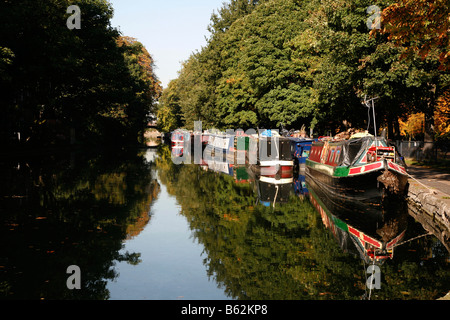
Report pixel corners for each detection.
[435,90,450,137]
[399,90,450,139]
[379,0,450,71]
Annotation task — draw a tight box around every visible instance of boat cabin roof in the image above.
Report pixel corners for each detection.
[313,136,402,167]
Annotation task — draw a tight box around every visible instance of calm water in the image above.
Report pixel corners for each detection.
[0,145,448,300]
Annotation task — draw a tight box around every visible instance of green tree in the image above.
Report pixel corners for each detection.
[161,0,449,140]
[157,79,183,132]
[215,0,316,129]
[0,0,161,147]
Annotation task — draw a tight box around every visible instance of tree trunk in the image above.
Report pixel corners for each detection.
[394,118,401,140]
[422,85,437,162]
[423,109,435,161]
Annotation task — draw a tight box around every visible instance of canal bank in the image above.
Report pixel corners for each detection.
[406,164,450,235]
[405,164,450,301]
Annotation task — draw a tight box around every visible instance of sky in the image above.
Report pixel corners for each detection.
[109,0,226,89]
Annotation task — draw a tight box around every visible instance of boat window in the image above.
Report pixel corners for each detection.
[328,149,335,163]
[335,149,341,163]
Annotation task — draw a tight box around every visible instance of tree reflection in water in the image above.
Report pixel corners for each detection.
[0,148,159,299]
[1,145,447,300]
[157,144,449,300]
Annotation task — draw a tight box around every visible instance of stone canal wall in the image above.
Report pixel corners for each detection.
[406,179,450,250]
[407,180,450,300]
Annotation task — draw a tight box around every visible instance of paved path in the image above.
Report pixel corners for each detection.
[406,164,450,196]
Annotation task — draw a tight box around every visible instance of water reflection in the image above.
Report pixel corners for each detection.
[307,179,407,265]
[159,143,449,299]
[0,149,158,299]
[0,144,448,300]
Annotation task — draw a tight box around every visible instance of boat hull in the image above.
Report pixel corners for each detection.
[306,165,383,204]
[306,159,408,209]
[306,135,409,204]
[248,135,294,167]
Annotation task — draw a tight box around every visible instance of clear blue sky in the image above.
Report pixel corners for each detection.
[109,0,226,89]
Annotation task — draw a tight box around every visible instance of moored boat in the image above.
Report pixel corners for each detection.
[205,132,235,160]
[171,129,192,159]
[171,129,188,147]
[305,133,408,205]
[248,130,294,178]
[288,137,314,169]
[171,145,184,158]
[192,131,209,150]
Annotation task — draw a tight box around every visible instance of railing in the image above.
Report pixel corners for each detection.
[393,140,449,162]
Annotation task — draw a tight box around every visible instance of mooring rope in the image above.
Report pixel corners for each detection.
[407,172,439,195]
[393,232,433,248]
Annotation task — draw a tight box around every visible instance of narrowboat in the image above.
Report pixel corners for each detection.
[288,137,314,169]
[235,132,250,165]
[305,133,408,204]
[192,131,209,151]
[171,144,184,158]
[171,129,192,159]
[205,132,235,159]
[248,130,294,177]
[170,129,188,147]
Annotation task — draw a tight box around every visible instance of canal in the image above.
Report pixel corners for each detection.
[0,145,448,300]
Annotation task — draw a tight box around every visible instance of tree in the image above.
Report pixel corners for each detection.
[435,90,450,138]
[0,0,161,147]
[373,0,450,155]
[165,0,449,140]
[378,0,449,71]
[399,112,425,140]
[112,36,162,142]
[157,79,183,132]
[216,0,317,129]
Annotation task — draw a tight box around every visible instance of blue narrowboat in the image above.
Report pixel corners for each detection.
[289,137,314,167]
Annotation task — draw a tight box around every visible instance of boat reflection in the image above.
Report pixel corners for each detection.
[294,172,309,199]
[162,143,448,299]
[169,141,410,259]
[307,178,408,264]
[244,162,292,207]
[203,158,234,175]
[199,151,298,207]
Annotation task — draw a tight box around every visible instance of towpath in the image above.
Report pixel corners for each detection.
[406,164,450,197]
